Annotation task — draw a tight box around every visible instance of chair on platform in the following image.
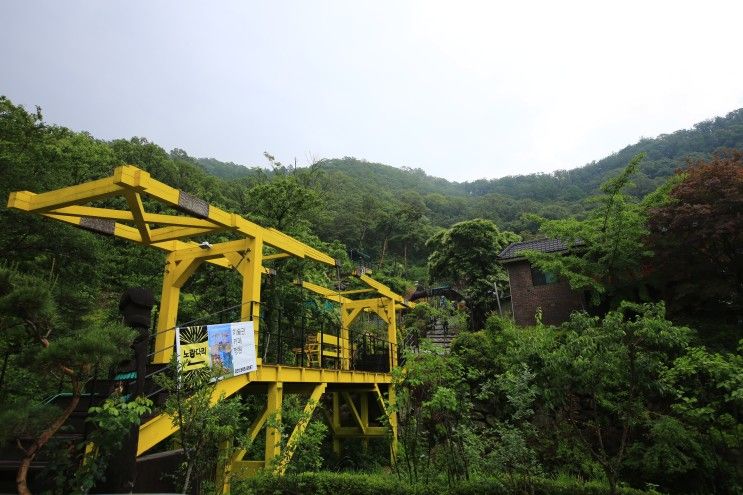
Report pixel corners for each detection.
[292,333,342,368]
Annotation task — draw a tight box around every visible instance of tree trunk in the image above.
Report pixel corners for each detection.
[16,383,81,495]
[379,237,388,269]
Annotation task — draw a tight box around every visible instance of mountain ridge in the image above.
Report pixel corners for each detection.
[196,107,743,202]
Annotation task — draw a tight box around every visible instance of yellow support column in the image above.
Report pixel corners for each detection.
[152,252,203,364]
[360,393,369,452]
[388,386,398,461]
[332,392,342,457]
[229,236,263,361]
[382,298,400,462]
[385,299,398,372]
[265,381,283,466]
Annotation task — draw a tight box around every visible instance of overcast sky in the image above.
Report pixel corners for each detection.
[3,1,743,182]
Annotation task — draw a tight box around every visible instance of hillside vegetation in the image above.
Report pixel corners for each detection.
[196,108,743,250]
[0,95,741,495]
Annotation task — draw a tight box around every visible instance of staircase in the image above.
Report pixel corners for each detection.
[425,320,457,352]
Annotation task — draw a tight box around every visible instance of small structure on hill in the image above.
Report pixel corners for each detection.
[498,239,585,326]
[405,286,465,352]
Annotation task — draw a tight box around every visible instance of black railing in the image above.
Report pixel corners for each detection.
[138,300,399,390]
[256,310,398,373]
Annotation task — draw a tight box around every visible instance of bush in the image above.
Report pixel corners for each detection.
[231,472,656,495]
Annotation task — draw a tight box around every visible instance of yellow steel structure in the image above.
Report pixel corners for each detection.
[7,165,413,491]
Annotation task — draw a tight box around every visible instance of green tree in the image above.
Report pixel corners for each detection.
[524,154,654,306]
[391,342,474,485]
[42,396,152,494]
[653,344,743,493]
[247,175,323,234]
[0,268,135,495]
[647,150,743,327]
[426,219,519,329]
[546,303,693,494]
[154,360,248,495]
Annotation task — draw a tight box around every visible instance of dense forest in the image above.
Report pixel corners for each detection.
[194,108,743,266]
[0,94,741,495]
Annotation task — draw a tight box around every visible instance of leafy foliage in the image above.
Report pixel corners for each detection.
[427,219,519,329]
[1,94,742,494]
[0,267,136,495]
[231,471,656,495]
[41,396,152,494]
[524,154,654,306]
[153,360,249,494]
[647,150,743,324]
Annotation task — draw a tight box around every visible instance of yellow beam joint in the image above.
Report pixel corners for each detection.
[228,405,270,471]
[170,238,250,262]
[125,191,151,243]
[356,273,411,306]
[152,255,203,364]
[248,407,271,444]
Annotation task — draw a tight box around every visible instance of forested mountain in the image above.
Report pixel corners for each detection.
[2,96,742,495]
[3,95,741,281]
[194,107,743,239]
[198,107,743,202]
[464,108,743,199]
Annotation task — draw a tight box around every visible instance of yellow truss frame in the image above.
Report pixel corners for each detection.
[7,164,411,488]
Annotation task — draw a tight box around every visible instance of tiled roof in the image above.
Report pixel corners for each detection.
[498,238,581,260]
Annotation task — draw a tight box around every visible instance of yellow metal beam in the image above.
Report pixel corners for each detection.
[263,253,292,261]
[137,364,393,455]
[47,205,135,221]
[264,382,283,464]
[298,280,351,304]
[332,392,341,456]
[355,272,413,307]
[152,255,203,363]
[7,177,123,212]
[274,383,326,475]
[46,206,226,229]
[148,225,223,243]
[342,392,367,434]
[9,165,339,266]
[338,288,375,295]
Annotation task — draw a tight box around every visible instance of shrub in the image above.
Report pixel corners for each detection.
[231,472,656,495]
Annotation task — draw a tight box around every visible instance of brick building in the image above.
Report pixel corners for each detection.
[498,239,585,326]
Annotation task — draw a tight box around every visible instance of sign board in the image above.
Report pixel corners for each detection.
[176,321,256,379]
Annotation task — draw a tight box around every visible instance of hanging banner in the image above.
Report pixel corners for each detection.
[176,321,256,379]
